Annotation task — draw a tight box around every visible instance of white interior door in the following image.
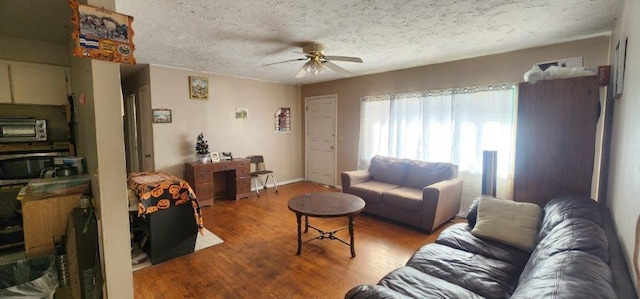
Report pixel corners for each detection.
[306,95,336,186]
[124,94,139,173]
[137,85,155,171]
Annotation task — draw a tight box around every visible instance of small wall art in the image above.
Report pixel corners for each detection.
[614,37,628,99]
[235,108,248,119]
[152,109,172,123]
[275,107,291,133]
[189,76,209,100]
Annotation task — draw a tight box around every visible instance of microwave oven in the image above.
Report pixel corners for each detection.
[0,118,47,143]
[0,149,69,186]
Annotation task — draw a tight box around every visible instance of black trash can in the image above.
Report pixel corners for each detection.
[0,255,59,298]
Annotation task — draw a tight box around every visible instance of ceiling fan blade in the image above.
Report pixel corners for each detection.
[295,66,307,78]
[324,55,363,63]
[263,58,306,66]
[324,61,351,75]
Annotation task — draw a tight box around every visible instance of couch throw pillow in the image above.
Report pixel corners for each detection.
[404,161,456,190]
[471,196,542,252]
[368,155,408,186]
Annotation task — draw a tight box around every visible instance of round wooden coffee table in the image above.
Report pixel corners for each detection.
[287,192,365,257]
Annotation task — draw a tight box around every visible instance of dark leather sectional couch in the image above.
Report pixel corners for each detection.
[345,196,638,299]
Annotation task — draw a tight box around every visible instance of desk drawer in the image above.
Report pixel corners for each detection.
[235,162,250,178]
[236,178,251,193]
[193,165,214,184]
[193,183,214,200]
[211,162,235,172]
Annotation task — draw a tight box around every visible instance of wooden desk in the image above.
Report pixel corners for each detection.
[184,159,251,206]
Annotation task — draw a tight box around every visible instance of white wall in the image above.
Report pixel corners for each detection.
[148,65,303,182]
[608,0,640,291]
[68,0,133,297]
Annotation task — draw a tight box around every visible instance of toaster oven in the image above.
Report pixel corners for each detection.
[0,118,47,143]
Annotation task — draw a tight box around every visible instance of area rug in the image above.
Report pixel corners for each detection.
[132,228,223,271]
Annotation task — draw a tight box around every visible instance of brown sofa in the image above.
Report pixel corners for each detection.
[341,155,463,233]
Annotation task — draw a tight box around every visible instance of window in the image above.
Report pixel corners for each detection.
[358,84,516,215]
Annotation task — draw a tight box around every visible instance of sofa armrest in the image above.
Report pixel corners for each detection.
[341,170,371,193]
[420,178,463,233]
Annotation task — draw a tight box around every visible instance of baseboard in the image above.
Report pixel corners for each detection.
[250,179,343,191]
[250,178,305,191]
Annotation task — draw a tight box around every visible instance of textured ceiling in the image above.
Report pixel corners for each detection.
[0,1,619,85]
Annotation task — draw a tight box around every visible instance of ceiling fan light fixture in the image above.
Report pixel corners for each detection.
[303,57,325,75]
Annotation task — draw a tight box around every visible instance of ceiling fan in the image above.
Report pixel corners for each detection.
[264,42,363,78]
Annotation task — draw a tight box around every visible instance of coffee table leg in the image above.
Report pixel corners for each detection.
[349,215,356,257]
[304,215,309,233]
[296,213,302,255]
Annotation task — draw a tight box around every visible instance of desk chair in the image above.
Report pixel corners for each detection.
[248,155,278,197]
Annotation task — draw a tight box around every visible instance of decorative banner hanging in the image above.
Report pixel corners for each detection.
[275,107,291,133]
[70,0,136,65]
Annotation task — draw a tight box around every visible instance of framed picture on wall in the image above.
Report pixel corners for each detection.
[615,37,628,99]
[152,109,172,123]
[189,76,209,100]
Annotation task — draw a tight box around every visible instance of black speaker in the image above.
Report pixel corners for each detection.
[482,151,497,197]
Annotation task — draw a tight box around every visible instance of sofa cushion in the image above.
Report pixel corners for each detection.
[404,161,456,190]
[381,187,423,211]
[465,196,488,228]
[406,243,522,299]
[436,223,531,267]
[512,251,616,299]
[471,197,542,252]
[344,284,412,299]
[349,181,400,204]
[368,155,409,186]
[376,266,483,299]
[538,195,602,240]
[519,218,609,284]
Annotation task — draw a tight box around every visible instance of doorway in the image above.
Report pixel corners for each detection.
[305,95,337,186]
[123,85,154,173]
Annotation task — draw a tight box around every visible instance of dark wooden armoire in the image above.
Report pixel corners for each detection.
[513,76,600,207]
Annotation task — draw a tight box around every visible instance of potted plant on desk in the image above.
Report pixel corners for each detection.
[195,133,210,163]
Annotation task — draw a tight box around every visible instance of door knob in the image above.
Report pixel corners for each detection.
[145,154,151,158]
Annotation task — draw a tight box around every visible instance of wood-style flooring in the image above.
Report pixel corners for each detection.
[133,181,458,298]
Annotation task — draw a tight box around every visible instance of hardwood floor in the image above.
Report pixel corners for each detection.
[132,182,458,298]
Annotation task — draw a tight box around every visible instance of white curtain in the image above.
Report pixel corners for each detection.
[358,85,515,216]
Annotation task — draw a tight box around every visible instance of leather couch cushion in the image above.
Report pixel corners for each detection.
[404,161,456,190]
[512,251,616,299]
[381,187,422,211]
[368,155,408,186]
[538,196,602,240]
[377,266,483,299]
[466,196,490,228]
[349,181,400,204]
[436,223,531,267]
[472,197,542,252]
[344,284,412,299]
[406,243,522,299]
[519,218,609,284]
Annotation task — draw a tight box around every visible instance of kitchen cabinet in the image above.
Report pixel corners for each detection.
[11,63,69,105]
[0,60,70,105]
[22,192,82,258]
[0,63,10,103]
